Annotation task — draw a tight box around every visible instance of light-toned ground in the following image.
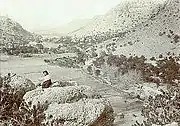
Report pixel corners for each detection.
[0,55,143,126]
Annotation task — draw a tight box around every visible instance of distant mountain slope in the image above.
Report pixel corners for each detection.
[34,18,92,37]
[70,0,167,37]
[0,16,41,44]
[0,16,31,37]
[95,0,180,58]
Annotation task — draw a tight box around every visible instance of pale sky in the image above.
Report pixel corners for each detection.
[0,0,123,31]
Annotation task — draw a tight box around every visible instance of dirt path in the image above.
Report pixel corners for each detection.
[0,56,143,126]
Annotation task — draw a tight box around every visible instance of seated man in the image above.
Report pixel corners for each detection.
[40,71,52,88]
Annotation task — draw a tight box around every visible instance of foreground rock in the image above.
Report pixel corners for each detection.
[45,99,114,126]
[24,83,114,126]
[24,85,101,106]
[9,75,35,93]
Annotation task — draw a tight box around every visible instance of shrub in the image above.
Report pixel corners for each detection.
[159,54,163,58]
[0,75,64,126]
[0,83,45,126]
[95,70,101,76]
[173,35,180,43]
[156,56,180,84]
[150,57,156,61]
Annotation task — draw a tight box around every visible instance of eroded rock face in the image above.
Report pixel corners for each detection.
[23,85,101,106]
[9,75,35,93]
[44,99,114,126]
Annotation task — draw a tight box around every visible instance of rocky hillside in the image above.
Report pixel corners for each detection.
[0,16,31,37]
[91,0,180,58]
[0,16,41,45]
[70,0,167,37]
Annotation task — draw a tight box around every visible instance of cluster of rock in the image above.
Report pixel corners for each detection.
[0,74,114,125]
[20,76,114,126]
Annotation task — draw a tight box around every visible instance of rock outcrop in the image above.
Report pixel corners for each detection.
[24,83,114,126]
[24,85,101,106]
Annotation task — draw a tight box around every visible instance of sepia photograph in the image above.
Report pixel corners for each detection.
[0,0,180,125]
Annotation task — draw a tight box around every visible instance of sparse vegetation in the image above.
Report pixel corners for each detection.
[134,85,180,126]
[0,77,45,126]
[89,54,180,85]
[0,75,67,126]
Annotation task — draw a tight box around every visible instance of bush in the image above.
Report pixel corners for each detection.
[0,75,63,126]
[93,54,180,86]
[0,84,45,126]
[95,69,101,76]
[150,57,156,61]
[159,54,163,58]
[156,56,180,84]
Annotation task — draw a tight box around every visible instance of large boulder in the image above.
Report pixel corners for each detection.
[23,82,114,125]
[23,85,101,106]
[9,75,35,93]
[44,99,114,126]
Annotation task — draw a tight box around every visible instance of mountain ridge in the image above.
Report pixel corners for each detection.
[0,16,42,44]
[70,0,167,37]
[93,0,180,58]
